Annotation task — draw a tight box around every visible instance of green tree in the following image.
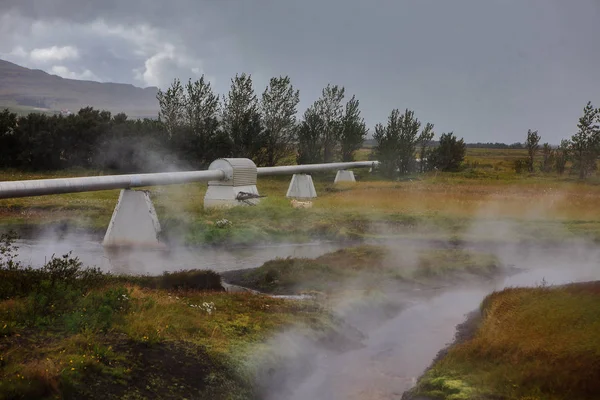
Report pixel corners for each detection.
[429,132,466,172]
[540,142,555,173]
[95,113,169,173]
[184,76,220,137]
[397,109,422,175]
[297,105,324,164]
[315,84,345,162]
[113,112,128,124]
[61,107,111,168]
[0,109,18,168]
[525,129,541,173]
[181,76,222,167]
[417,122,435,172]
[571,101,600,179]
[156,78,185,139]
[261,76,300,166]
[340,95,368,162]
[555,139,570,175]
[372,109,402,177]
[222,73,264,161]
[15,113,62,170]
[372,109,433,177]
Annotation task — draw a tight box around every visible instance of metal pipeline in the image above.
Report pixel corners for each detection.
[257,161,378,176]
[0,160,379,199]
[0,170,226,199]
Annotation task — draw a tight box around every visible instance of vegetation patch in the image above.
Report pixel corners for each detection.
[222,245,502,294]
[0,232,345,399]
[406,281,600,400]
[5,158,600,246]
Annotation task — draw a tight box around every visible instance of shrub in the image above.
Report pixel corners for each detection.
[158,270,223,291]
[514,158,528,174]
[131,269,224,292]
[429,132,466,172]
[1,232,106,300]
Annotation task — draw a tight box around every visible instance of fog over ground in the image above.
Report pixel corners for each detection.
[12,185,600,397]
[252,199,600,399]
[1,0,599,143]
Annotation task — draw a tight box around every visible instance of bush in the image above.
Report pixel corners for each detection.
[429,132,466,172]
[0,231,111,326]
[0,231,41,299]
[514,158,528,174]
[1,232,105,299]
[130,269,224,292]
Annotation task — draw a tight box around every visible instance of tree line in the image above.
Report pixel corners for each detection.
[155,75,370,168]
[522,101,600,179]
[0,72,466,175]
[0,108,168,172]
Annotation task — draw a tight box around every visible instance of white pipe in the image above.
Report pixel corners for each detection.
[257,161,378,176]
[0,161,378,199]
[0,170,226,199]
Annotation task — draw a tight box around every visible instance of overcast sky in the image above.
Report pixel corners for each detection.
[1,0,599,143]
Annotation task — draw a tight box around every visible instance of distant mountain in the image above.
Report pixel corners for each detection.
[0,59,159,118]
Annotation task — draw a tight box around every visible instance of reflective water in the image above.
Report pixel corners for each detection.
[14,233,348,274]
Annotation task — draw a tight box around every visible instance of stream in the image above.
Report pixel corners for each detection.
[281,267,600,400]
[11,233,600,399]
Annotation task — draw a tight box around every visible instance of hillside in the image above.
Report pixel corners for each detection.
[0,59,159,118]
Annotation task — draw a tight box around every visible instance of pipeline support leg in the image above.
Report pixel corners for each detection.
[334,170,356,183]
[103,189,162,248]
[286,174,317,199]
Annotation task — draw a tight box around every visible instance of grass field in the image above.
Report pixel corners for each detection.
[2,148,600,245]
[407,281,600,400]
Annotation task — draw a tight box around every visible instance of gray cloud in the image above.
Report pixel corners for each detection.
[1,0,599,143]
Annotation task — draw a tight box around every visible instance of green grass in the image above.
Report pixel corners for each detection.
[0,233,339,399]
[222,245,502,295]
[2,148,600,246]
[408,282,600,400]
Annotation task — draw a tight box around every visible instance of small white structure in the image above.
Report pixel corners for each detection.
[204,158,261,209]
[286,174,317,199]
[334,170,356,183]
[103,189,162,247]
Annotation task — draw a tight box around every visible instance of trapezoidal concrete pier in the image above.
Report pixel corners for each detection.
[334,170,356,183]
[286,174,317,199]
[103,189,162,248]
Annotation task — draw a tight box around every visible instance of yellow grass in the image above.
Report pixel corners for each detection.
[412,282,600,400]
[2,148,600,243]
[317,180,600,221]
